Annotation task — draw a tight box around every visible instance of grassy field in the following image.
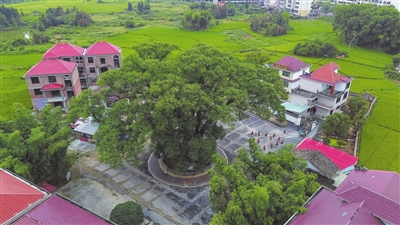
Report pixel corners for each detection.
[1,1,399,172]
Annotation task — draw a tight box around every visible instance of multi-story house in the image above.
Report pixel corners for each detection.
[24,59,82,111]
[84,41,121,86]
[286,0,314,16]
[272,56,353,119]
[24,41,121,111]
[272,56,312,96]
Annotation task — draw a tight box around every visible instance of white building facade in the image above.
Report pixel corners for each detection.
[272,57,354,118]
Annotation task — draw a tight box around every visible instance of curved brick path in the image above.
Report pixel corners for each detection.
[148,147,227,187]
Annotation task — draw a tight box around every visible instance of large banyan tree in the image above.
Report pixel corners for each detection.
[68,42,286,172]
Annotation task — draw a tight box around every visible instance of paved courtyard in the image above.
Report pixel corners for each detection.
[62,112,306,224]
[218,112,305,153]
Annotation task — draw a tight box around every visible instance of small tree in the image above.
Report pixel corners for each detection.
[347,96,368,119]
[323,113,351,138]
[110,201,144,225]
[127,2,133,12]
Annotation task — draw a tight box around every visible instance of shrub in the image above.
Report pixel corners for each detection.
[323,136,331,145]
[337,140,347,147]
[126,21,135,28]
[109,201,144,225]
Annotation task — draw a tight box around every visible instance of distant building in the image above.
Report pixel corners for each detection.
[285,0,314,16]
[285,169,400,225]
[326,0,400,11]
[24,42,121,111]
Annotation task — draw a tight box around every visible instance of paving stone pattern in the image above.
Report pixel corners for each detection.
[78,155,213,225]
[217,112,304,153]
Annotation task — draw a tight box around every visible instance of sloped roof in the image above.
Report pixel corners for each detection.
[336,170,400,204]
[295,138,358,170]
[25,59,76,77]
[13,194,111,225]
[85,41,120,55]
[43,43,85,58]
[288,187,382,225]
[337,186,399,224]
[73,117,99,136]
[275,56,309,72]
[295,150,339,178]
[309,62,353,85]
[0,169,48,224]
[282,102,309,114]
[41,83,64,90]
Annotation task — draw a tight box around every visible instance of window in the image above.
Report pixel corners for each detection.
[89,67,96,73]
[87,57,94,63]
[295,1,299,4]
[62,58,70,62]
[295,5,299,8]
[346,82,350,89]
[76,56,83,63]
[336,97,340,103]
[65,80,72,87]
[283,81,289,87]
[31,77,40,84]
[113,55,120,68]
[343,91,348,100]
[288,4,291,7]
[34,89,42,96]
[100,58,106,64]
[282,71,290,77]
[48,76,56,83]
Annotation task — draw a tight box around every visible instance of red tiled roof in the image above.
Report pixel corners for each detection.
[348,202,384,225]
[85,41,120,55]
[25,59,76,77]
[41,83,64,90]
[275,56,309,72]
[0,169,47,224]
[338,186,400,224]
[295,138,358,170]
[290,188,381,225]
[13,195,111,225]
[43,43,84,58]
[310,62,352,85]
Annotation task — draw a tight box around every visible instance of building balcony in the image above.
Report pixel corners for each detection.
[65,85,74,90]
[291,87,318,99]
[315,102,334,110]
[45,96,67,103]
[318,89,344,99]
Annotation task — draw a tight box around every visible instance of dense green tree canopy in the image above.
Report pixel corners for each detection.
[323,112,351,138]
[333,4,400,53]
[250,11,290,36]
[69,42,286,172]
[0,5,24,28]
[209,139,320,225]
[347,96,368,119]
[293,38,339,58]
[181,9,212,31]
[110,201,144,225]
[0,104,75,185]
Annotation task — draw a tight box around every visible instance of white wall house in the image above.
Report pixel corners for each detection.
[273,57,354,118]
[286,0,314,16]
[271,56,311,97]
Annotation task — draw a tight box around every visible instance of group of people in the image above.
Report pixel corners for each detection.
[250,130,286,150]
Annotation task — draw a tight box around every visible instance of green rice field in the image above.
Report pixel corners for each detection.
[1,1,399,172]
